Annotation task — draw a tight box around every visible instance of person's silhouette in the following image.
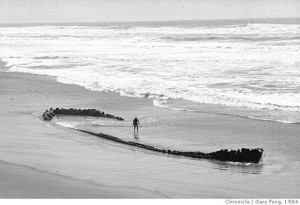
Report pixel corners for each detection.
[133,117,140,133]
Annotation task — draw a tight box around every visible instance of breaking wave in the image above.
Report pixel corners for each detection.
[1,19,300,124]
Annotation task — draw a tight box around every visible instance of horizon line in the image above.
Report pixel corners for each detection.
[1,16,299,26]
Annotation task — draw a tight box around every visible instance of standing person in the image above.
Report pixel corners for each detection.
[133,117,140,133]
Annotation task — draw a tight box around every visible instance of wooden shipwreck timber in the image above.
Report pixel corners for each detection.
[42,107,263,163]
[42,107,124,121]
[76,129,263,163]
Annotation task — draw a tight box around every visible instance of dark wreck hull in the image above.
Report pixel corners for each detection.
[77,129,263,164]
[42,107,263,163]
[42,108,124,121]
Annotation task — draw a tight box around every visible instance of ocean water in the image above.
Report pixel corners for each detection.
[0,18,300,123]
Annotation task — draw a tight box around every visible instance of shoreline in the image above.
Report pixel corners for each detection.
[4,57,299,126]
[1,59,300,198]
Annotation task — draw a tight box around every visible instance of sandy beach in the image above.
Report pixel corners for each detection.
[0,59,300,198]
[0,160,161,198]
[0,61,162,198]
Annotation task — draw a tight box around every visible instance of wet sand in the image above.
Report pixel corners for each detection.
[0,60,299,198]
[0,61,162,198]
[0,160,160,198]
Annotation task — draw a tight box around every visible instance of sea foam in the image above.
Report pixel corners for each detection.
[1,19,300,123]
